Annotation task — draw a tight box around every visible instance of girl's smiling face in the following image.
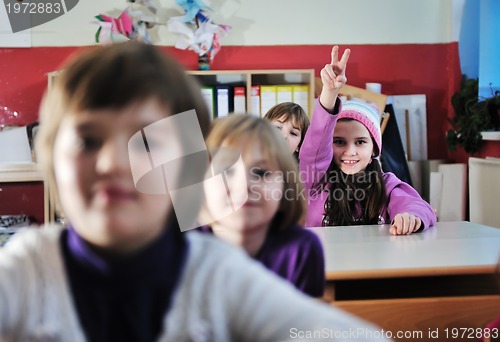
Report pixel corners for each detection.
[332,119,375,174]
[53,98,179,253]
[270,116,302,153]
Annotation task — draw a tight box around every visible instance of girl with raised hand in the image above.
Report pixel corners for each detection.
[300,46,436,235]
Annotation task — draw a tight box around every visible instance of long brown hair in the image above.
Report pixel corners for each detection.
[321,148,387,226]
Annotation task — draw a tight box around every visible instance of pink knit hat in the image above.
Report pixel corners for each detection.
[338,101,382,156]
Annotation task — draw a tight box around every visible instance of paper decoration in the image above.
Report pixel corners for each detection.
[167,0,231,61]
[95,0,165,44]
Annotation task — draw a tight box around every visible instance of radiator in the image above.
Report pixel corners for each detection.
[469,157,500,228]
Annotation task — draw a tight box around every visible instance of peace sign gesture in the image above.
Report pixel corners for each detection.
[319,46,351,111]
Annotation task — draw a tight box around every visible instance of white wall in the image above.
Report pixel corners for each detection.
[18,0,454,47]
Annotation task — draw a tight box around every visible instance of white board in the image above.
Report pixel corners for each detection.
[387,94,427,161]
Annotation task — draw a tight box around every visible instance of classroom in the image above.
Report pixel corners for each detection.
[0,0,499,341]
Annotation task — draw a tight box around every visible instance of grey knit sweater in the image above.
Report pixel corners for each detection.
[0,226,391,342]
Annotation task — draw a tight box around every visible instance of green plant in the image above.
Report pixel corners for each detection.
[446,75,497,154]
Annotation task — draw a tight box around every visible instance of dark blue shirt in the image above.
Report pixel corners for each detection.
[60,225,187,342]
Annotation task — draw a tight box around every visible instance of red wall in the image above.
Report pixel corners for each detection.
[448,140,500,163]
[10,43,498,221]
[0,43,462,160]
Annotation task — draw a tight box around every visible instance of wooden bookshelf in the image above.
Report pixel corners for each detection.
[188,69,315,117]
[45,68,315,221]
[49,69,316,117]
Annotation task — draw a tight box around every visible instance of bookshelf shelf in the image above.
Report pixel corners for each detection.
[50,69,316,117]
[481,131,500,141]
[0,163,43,182]
[188,69,315,117]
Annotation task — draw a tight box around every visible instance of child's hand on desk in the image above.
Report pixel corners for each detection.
[390,213,422,235]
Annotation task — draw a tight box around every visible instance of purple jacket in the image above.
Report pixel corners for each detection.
[299,99,437,230]
[256,224,325,297]
[199,225,325,297]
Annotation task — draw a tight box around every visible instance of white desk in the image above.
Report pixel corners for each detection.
[309,222,500,342]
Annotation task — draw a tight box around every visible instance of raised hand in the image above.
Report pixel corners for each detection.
[319,46,350,111]
[389,213,422,235]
